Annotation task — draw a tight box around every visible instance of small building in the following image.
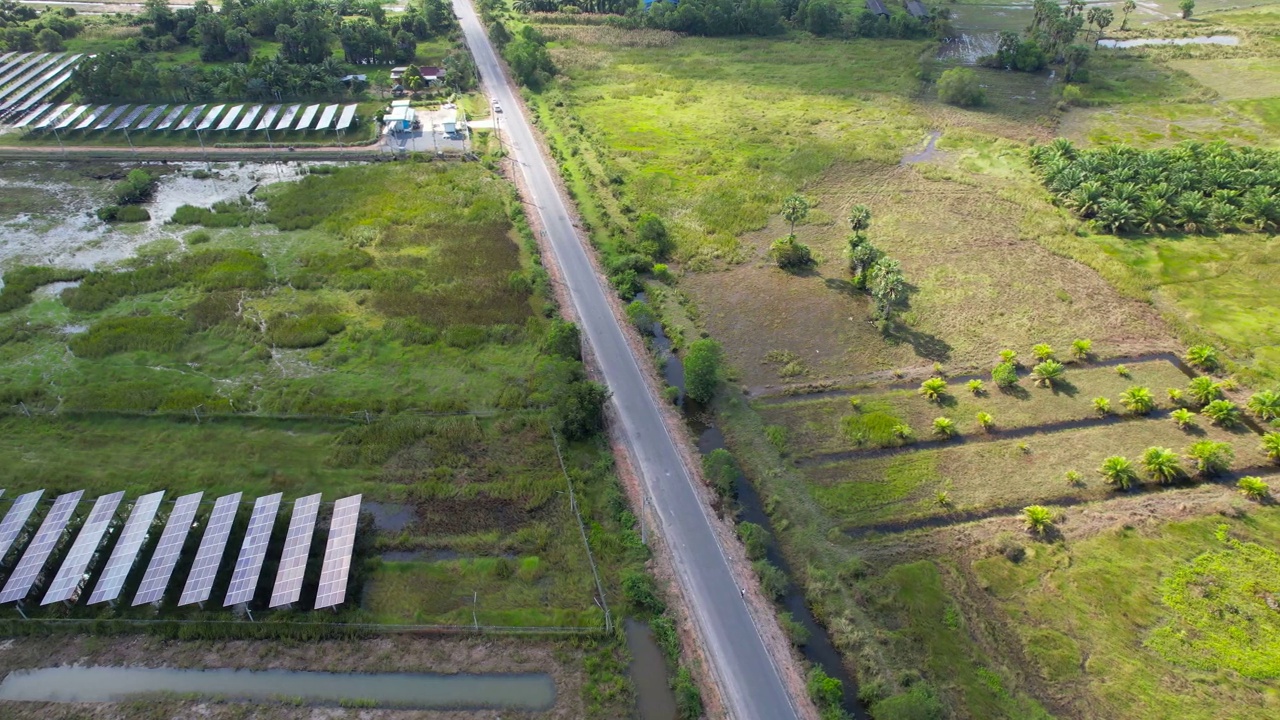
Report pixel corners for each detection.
[339,74,367,85]
[903,0,928,19]
[440,108,458,135]
[386,105,415,132]
[389,67,409,81]
[419,66,445,84]
[866,0,889,16]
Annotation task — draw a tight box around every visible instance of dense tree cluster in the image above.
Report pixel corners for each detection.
[74,50,355,102]
[979,0,1111,80]
[488,21,554,88]
[0,4,81,52]
[1031,139,1280,235]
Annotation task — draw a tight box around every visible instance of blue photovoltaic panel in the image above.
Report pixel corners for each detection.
[0,490,42,562]
[0,491,83,603]
[94,105,129,131]
[74,104,109,130]
[87,492,164,604]
[132,492,202,605]
[134,104,167,130]
[42,492,124,605]
[53,104,88,130]
[269,494,321,608]
[156,104,186,130]
[176,104,206,131]
[178,493,241,606]
[314,495,361,609]
[196,104,224,131]
[114,104,148,131]
[223,493,282,606]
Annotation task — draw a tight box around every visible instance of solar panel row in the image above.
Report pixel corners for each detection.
[42,491,125,605]
[315,495,362,610]
[133,492,203,606]
[269,494,321,608]
[178,493,242,606]
[223,493,281,606]
[0,491,82,604]
[0,490,41,562]
[88,492,165,605]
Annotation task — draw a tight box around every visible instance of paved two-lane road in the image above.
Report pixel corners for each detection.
[450,2,801,718]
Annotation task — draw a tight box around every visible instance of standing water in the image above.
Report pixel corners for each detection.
[0,666,556,710]
[1098,35,1238,48]
[625,619,679,720]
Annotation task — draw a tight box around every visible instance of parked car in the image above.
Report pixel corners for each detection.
[492,101,502,113]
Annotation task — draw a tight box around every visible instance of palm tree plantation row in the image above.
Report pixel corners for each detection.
[472,0,1280,717]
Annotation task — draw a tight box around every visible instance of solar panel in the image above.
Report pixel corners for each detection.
[296,104,319,130]
[335,104,357,131]
[0,491,82,604]
[0,54,56,105]
[0,490,41,563]
[269,494,321,608]
[177,104,206,131]
[134,104,167,130]
[42,492,124,605]
[54,104,88,130]
[94,105,129,131]
[132,492,202,605]
[11,104,49,129]
[87,492,164,604]
[235,104,261,131]
[275,104,300,131]
[255,104,280,131]
[316,104,338,131]
[177,493,241,606]
[314,495,361,610]
[216,105,243,131]
[197,104,225,131]
[156,104,185,130]
[223,493,282,606]
[0,53,46,92]
[114,104,148,131]
[75,104,109,130]
[32,103,70,129]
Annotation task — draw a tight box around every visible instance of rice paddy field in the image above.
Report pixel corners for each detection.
[0,159,647,672]
[523,2,1280,717]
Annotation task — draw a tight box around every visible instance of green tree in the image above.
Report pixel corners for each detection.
[1099,455,1137,490]
[937,67,985,107]
[1120,386,1155,415]
[869,257,906,323]
[1142,446,1182,484]
[1185,344,1218,371]
[1179,0,1194,19]
[684,338,722,404]
[754,560,788,599]
[1185,440,1233,477]
[848,204,872,233]
[1071,338,1092,360]
[992,362,1019,388]
[919,377,948,402]
[781,194,810,235]
[1120,0,1136,29]
[737,522,771,561]
[847,236,880,286]
[806,666,844,711]
[542,319,581,360]
[1031,359,1065,388]
[770,235,814,271]
[1023,505,1054,535]
[1201,399,1241,427]
[621,570,665,614]
[35,27,63,52]
[636,213,674,259]
[554,381,608,440]
[1246,390,1280,421]
[702,448,738,499]
[1186,376,1222,407]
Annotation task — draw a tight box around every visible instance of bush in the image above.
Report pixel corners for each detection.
[684,338,722,404]
[806,666,844,712]
[737,522,771,561]
[0,266,87,313]
[753,559,788,600]
[113,169,156,205]
[770,235,814,270]
[1185,440,1233,477]
[68,315,188,358]
[673,666,702,720]
[113,205,151,222]
[702,447,738,499]
[626,300,657,333]
[266,313,345,348]
[919,377,947,402]
[937,67,985,107]
[621,571,665,615]
[636,213,674,259]
[992,361,1018,388]
[871,683,944,720]
[186,230,212,245]
[1238,476,1270,502]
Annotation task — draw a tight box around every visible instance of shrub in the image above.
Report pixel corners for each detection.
[1023,505,1053,535]
[684,338,722,404]
[753,560,788,599]
[0,266,87,313]
[625,300,657,334]
[1264,432,1280,462]
[999,349,1018,365]
[967,379,984,395]
[871,683,944,720]
[765,424,788,454]
[610,269,642,299]
[554,380,608,440]
[1238,476,1270,501]
[1071,338,1092,359]
[1171,408,1196,430]
[737,522,771,561]
[673,667,702,720]
[770,235,814,271]
[992,361,1018,388]
[933,417,956,438]
[976,411,994,431]
[1099,455,1137,490]
[68,315,188,358]
[919,377,947,402]
[1185,440,1234,477]
[806,666,844,713]
[1186,376,1222,407]
[621,570,665,615]
[1247,390,1280,421]
[1093,396,1112,415]
[937,67,985,107]
[114,205,151,222]
[542,319,581,360]
[266,313,345,348]
[1142,446,1183,484]
[1201,399,1241,427]
[1185,344,1218,371]
[113,169,156,205]
[1120,386,1155,415]
[1031,359,1065,387]
[186,230,212,245]
[1115,364,1130,378]
[635,213,674,259]
[1032,343,1055,361]
[702,447,738,499]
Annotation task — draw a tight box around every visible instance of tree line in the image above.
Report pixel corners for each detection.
[0,4,80,53]
[1031,139,1280,235]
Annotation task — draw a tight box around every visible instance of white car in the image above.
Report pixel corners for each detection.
[492,101,502,113]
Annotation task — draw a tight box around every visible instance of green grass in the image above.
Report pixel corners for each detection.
[975,510,1280,719]
[763,358,1193,456]
[809,417,1269,528]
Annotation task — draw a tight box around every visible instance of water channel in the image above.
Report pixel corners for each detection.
[1098,35,1238,48]
[0,666,556,710]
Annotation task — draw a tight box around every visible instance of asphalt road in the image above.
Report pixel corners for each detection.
[451,2,801,718]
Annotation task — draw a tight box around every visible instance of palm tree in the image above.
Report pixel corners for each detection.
[1031,360,1065,388]
[1237,476,1270,502]
[919,378,948,402]
[848,205,872,233]
[1186,376,1222,407]
[933,417,957,438]
[1120,386,1155,415]
[1241,188,1279,232]
[1093,396,1112,415]
[1171,408,1196,429]
[1120,0,1136,30]
[999,349,1018,365]
[1097,199,1136,234]
[1246,390,1280,421]
[1185,440,1233,477]
[977,412,994,431]
[1262,432,1280,463]
[1067,182,1105,218]
[1175,194,1210,234]
[1023,505,1054,535]
[1071,339,1092,360]
[1032,344,1055,361]
[1099,455,1137,490]
[1201,400,1241,427]
[781,195,810,236]
[1136,196,1170,234]
[1142,446,1182,484]
[967,379,985,395]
